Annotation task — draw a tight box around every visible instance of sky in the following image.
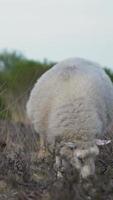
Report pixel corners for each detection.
[0,0,113,68]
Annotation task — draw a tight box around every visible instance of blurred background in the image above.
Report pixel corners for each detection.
[0,0,113,122]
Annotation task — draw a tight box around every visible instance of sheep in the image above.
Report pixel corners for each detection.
[26,57,113,179]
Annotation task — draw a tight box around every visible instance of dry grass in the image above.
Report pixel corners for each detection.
[0,120,113,200]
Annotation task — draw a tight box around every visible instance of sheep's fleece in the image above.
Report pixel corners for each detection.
[27,58,113,144]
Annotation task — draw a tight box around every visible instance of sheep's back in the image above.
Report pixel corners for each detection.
[26,58,113,142]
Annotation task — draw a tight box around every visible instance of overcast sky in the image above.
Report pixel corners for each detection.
[0,0,113,68]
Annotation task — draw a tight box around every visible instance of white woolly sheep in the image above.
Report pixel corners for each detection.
[26,58,113,179]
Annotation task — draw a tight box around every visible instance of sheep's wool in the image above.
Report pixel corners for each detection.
[26,58,113,144]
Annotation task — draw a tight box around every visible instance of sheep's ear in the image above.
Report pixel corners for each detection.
[96,139,111,146]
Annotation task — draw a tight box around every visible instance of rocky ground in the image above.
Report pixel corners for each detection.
[0,120,113,200]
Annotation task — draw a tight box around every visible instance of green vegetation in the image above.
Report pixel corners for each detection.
[104,68,113,82]
[0,96,11,119]
[0,50,54,121]
[0,50,112,121]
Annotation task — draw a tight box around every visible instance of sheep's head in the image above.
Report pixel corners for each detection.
[57,139,111,179]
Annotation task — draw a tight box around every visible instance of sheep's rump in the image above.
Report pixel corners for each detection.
[26,58,113,143]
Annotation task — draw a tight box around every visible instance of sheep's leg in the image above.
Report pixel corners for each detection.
[55,156,63,178]
[38,135,49,159]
